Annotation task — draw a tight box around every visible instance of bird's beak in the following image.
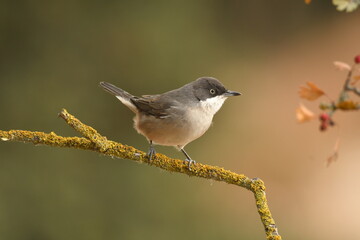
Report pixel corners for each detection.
[223,90,241,97]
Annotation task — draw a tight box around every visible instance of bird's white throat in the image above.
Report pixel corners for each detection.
[199,95,227,116]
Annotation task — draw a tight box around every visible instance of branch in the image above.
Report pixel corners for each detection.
[0,109,282,240]
[343,68,360,96]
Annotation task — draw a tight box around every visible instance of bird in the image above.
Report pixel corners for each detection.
[99,77,241,168]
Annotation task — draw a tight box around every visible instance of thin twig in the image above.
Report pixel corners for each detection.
[0,109,282,240]
[343,67,360,96]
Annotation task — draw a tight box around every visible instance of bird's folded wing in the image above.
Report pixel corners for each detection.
[131,96,171,118]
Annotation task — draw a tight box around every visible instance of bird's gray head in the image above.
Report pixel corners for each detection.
[192,77,241,101]
[190,77,241,115]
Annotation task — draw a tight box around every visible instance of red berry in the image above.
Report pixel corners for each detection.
[355,55,360,64]
[319,113,329,121]
[320,123,327,131]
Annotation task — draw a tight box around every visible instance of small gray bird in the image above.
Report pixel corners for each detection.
[99,77,240,167]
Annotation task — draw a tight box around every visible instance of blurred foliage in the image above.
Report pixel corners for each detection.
[0,1,343,240]
[306,0,360,12]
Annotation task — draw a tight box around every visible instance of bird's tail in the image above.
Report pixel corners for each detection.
[99,82,134,99]
[99,82,138,113]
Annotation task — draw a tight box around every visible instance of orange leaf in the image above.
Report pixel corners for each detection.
[305,0,312,4]
[298,82,325,101]
[336,100,360,110]
[296,103,315,123]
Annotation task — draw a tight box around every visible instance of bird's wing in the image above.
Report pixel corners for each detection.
[131,95,172,118]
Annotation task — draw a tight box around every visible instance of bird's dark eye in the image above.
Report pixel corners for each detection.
[209,89,216,95]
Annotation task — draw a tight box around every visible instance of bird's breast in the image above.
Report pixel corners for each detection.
[133,103,215,148]
[133,96,227,147]
[184,106,214,136]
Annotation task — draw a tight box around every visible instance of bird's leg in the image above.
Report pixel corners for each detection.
[147,140,156,162]
[180,148,196,169]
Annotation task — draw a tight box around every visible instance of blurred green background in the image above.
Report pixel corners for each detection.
[1,1,360,240]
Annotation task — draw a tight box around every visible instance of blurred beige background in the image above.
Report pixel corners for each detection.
[1,1,360,240]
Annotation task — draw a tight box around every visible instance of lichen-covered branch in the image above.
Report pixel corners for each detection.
[0,109,281,240]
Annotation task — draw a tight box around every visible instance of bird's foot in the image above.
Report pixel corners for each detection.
[180,148,196,170]
[147,145,156,162]
[184,158,196,170]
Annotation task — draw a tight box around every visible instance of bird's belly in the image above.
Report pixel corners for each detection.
[134,112,213,147]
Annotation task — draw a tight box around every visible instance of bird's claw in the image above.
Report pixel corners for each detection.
[185,158,196,169]
[147,146,156,162]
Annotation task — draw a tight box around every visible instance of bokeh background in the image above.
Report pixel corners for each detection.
[1,1,360,239]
